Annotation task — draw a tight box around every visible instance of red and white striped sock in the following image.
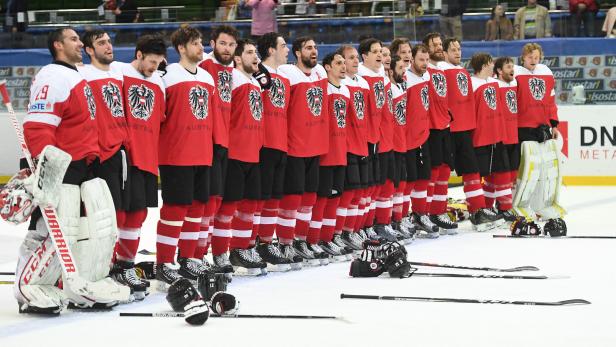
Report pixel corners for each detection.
[194,215,211,259]
[375,180,394,225]
[321,196,341,242]
[178,201,206,259]
[493,172,513,211]
[392,181,405,222]
[483,176,496,208]
[335,190,355,234]
[463,173,486,213]
[411,179,429,215]
[258,199,279,243]
[294,192,317,241]
[249,200,265,247]
[115,209,147,262]
[401,181,414,217]
[229,200,257,250]
[429,164,450,215]
[276,194,301,244]
[156,204,188,264]
[211,201,237,256]
[307,197,327,245]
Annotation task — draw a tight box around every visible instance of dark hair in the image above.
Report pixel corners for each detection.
[358,38,381,60]
[411,43,429,58]
[211,25,239,42]
[292,36,315,59]
[234,38,256,57]
[134,35,167,59]
[470,52,493,72]
[336,44,356,58]
[322,52,341,68]
[490,5,505,20]
[390,54,402,71]
[357,34,374,43]
[443,37,460,52]
[422,32,441,47]
[170,25,202,53]
[47,27,75,59]
[257,32,283,60]
[390,38,410,56]
[493,56,514,75]
[82,29,107,51]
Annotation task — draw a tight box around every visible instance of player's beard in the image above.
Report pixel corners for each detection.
[301,55,317,69]
[502,72,514,83]
[187,50,203,64]
[94,51,113,65]
[392,72,404,84]
[429,51,444,62]
[242,61,258,74]
[214,48,233,66]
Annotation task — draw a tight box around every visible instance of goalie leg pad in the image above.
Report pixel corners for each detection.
[532,140,566,220]
[512,141,541,220]
[28,145,72,208]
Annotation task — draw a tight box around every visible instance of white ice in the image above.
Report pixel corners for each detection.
[1,185,615,347]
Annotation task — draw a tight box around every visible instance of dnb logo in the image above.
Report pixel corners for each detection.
[84,85,96,120]
[529,77,546,101]
[268,78,286,109]
[431,72,447,97]
[217,70,232,103]
[333,98,347,128]
[353,91,365,120]
[189,85,209,120]
[456,71,469,96]
[101,81,124,117]
[128,84,155,121]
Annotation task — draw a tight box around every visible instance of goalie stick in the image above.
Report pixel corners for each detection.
[120,312,341,319]
[493,235,616,239]
[340,294,590,306]
[409,262,539,272]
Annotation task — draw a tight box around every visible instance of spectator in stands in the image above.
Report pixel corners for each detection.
[114,0,141,23]
[603,6,616,38]
[245,0,278,40]
[514,0,552,39]
[485,4,513,41]
[4,0,28,32]
[439,0,468,40]
[569,0,598,37]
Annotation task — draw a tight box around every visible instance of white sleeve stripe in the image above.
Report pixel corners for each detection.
[23,113,62,127]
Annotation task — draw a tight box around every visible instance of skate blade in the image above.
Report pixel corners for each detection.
[290,262,303,270]
[329,255,348,262]
[417,231,440,239]
[232,266,263,276]
[302,258,321,267]
[473,222,498,232]
[318,258,330,266]
[266,263,292,272]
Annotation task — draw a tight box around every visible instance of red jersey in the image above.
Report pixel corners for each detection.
[437,61,476,132]
[160,63,214,166]
[342,75,369,156]
[278,64,328,158]
[357,63,384,144]
[321,82,350,166]
[404,70,431,150]
[513,64,558,128]
[228,69,264,163]
[378,77,394,153]
[496,79,519,145]
[199,53,233,148]
[78,64,128,162]
[390,81,407,153]
[426,63,450,130]
[24,62,98,161]
[261,64,290,152]
[112,61,166,176]
[471,76,504,147]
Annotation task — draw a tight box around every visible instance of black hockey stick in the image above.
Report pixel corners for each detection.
[409,262,539,272]
[340,294,590,306]
[0,272,15,276]
[138,249,156,255]
[120,312,340,319]
[410,272,559,280]
[493,235,616,239]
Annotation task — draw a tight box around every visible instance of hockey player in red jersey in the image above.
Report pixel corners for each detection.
[196,26,237,274]
[490,57,519,221]
[469,53,512,231]
[251,32,294,271]
[438,38,500,231]
[112,35,167,286]
[276,37,328,266]
[79,29,149,299]
[215,39,267,275]
[154,26,216,287]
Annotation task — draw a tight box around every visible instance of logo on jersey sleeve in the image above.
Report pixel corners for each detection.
[456,72,469,96]
[268,78,286,108]
[420,85,430,110]
[529,77,546,101]
[248,89,263,121]
[189,85,209,120]
[505,90,518,114]
[127,84,155,121]
[333,98,347,128]
[394,97,407,125]
[217,70,232,103]
[84,85,96,120]
[373,81,385,109]
[387,88,393,114]
[101,81,124,117]
[353,91,365,120]
[483,86,497,110]
[306,86,323,117]
[431,72,447,97]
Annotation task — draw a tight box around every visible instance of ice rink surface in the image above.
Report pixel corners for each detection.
[1,185,615,347]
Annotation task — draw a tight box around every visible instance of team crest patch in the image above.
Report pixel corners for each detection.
[217,70,232,103]
[420,85,429,110]
[394,97,407,125]
[505,90,518,114]
[306,86,323,117]
[268,78,286,109]
[333,98,347,128]
[128,84,155,121]
[387,88,393,114]
[374,81,385,109]
[249,89,263,121]
[84,85,96,120]
[353,91,365,120]
[528,77,546,101]
[189,85,209,120]
[101,81,124,117]
[431,72,447,97]
[456,72,469,96]
[483,86,497,110]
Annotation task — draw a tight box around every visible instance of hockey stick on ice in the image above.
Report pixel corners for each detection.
[409,272,563,280]
[493,235,616,239]
[409,262,539,272]
[0,271,15,276]
[120,312,341,319]
[340,294,590,306]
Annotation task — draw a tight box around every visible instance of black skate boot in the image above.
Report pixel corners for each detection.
[229,248,266,276]
[363,226,379,240]
[177,257,212,282]
[500,209,518,222]
[110,260,149,302]
[392,221,413,244]
[256,243,292,272]
[155,262,183,291]
[400,216,417,238]
[332,234,355,259]
[293,239,320,266]
[248,245,269,275]
[412,212,440,238]
[341,231,364,252]
[279,243,303,270]
[470,208,500,232]
[212,253,235,275]
[430,213,458,235]
[373,224,399,242]
[307,243,330,265]
[319,240,350,262]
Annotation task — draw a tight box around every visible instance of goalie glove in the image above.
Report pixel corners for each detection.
[510,218,542,236]
[253,62,272,91]
[0,169,36,224]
